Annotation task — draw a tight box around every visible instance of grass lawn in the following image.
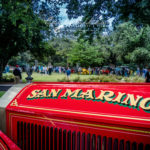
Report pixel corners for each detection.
[21,72,145,83]
[0,91,5,97]
[22,72,99,82]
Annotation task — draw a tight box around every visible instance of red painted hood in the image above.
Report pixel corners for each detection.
[7,82,150,129]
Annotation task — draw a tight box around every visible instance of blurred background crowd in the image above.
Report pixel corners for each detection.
[3,64,149,78]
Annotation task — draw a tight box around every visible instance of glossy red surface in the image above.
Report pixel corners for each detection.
[0,131,20,150]
[6,82,150,146]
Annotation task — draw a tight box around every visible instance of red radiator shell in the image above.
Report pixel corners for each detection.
[6,82,150,146]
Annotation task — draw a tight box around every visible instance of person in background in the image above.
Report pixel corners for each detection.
[5,65,10,73]
[48,65,52,75]
[13,65,22,84]
[142,68,147,78]
[136,67,140,76]
[88,66,92,75]
[59,66,61,74]
[38,65,41,73]
[145,67,150,83]
[124,68,128,77]
[43,66,47,74]
[40,65,44,74]
[66,67,71,80]
[78,67,82,75]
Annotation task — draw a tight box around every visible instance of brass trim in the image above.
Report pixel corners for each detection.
[17,105,150,122]
[9,113,150,136]
[0,142,6,150]
[10,99,18,107]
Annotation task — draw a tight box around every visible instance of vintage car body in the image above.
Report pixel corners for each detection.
[81,68,89,75]
[0,131,20,150]
[100,67,110,75]
[0,82,150,150]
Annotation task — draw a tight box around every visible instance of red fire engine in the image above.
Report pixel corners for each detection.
[0,82,150,150]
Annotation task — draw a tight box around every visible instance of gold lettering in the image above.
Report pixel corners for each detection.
[42,89,48,97]
[61,89,81,99]
[113,92,126,103]
[96,90,114,102]
[78,90,94,99]
[48,89,62,98]
[27,89,150,112]
[35,89,48,98]
[121,94,142,107]
[27,90,40,99]
[140,98,150,111]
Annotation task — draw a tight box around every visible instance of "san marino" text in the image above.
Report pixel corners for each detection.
[27,89,150,111]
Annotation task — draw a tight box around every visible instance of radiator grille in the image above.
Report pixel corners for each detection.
[17,121,150,150]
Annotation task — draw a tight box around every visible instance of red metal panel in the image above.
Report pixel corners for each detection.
[0,131,20,150]
[6,82,150,146]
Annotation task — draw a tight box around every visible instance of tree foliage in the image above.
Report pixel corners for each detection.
[50,38,74,66]
[114,0,150,26]
[0,0,54,79]
[97,22,150,67]
[58,0,150,42]
[1,0,150,78]
[65,22,150,68]
[68,40,104,67]
[127,47,150,67]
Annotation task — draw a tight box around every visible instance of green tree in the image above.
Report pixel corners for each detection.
[109,22,144,64]
[114,0,150,26]
[95,22,150,67]
[68,40,104,67]
[95,35,117,66]
[126,47,150,68]
[0,0,53,79]
[60,0,150,41]
[8,51,34,67]
[101,22,150,66]
[50,38,74,66]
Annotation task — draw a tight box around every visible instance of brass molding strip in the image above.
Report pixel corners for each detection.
[17,105,150,122]
[0,142,6,150]
[9,113,150,136]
